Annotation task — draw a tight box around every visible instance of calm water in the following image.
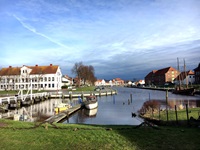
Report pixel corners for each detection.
[1,87,200,125]
[62,87,200,125]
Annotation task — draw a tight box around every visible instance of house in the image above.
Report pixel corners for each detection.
[174,70,195,85]
[145,67,179,86]
[95,79,106,86]
[62,75,73,86]
[138,80,145,85]
[194,63,200,84]
[0,64,62,91]
[112,78,124,86]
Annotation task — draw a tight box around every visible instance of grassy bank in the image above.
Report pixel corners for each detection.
[141,107,200,127]
[0,119,200,150]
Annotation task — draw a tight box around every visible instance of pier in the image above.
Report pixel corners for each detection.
[50,89,117,99]
[45,104,83,123]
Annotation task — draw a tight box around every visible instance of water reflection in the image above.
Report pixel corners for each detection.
[0,98,80,122]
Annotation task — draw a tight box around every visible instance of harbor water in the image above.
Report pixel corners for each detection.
[1,87,200,125]
[62,87,200,125]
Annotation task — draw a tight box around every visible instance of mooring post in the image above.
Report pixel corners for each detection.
[130,94,132,103]
[186,104,189,126]
[159,106,160,120]
[175,105,178,125]
[166,89,169,122]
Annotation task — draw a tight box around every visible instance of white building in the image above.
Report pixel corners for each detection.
[95,79,106,86]
[174,70,195,85]
[0,64,62,91]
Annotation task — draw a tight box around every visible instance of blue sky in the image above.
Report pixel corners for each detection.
[0,0,200,80]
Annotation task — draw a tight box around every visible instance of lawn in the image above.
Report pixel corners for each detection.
[0,119,200,150]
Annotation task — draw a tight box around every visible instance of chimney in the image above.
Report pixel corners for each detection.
[9,66,12,68]
[35,64,38,67]
[50,64,52,66]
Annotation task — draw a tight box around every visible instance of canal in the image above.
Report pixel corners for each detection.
[1,87,200,125]
[62,87,200,125]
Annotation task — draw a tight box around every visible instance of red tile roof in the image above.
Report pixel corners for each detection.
[0,67,20,76]
[0,64,59,76]
[155,67,176,75]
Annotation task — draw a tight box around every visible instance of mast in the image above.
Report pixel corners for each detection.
[184,59,188,88]
[177,58,181,90]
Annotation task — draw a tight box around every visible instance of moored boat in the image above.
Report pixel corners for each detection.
[54,103,71,114]
[172,87,195,96]
[84,96,98,110]
[84,108,98,117]
[173,58,196,96]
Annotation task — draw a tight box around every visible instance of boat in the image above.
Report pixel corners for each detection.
[172,58,195,96]
[54,103,71,114]
[172,87,195,96]
[84,108,98,117]
[84,95,98,110]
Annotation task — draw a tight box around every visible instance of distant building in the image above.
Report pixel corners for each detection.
[174,70,195,85]
[194,63,200,84]
[112,78,124,86]
[95,79,106,86]
[137,80,145,85]
[145,66,179,86]
[0,64,62,91]
[62,75,73,86]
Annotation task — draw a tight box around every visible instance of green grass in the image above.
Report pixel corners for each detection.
[74,86,95,91]
[145,108,200,121]
[1,119,200,150]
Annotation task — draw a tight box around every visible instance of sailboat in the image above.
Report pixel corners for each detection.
[172,58,195,96]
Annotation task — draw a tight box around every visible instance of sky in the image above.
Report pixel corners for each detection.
[0,0,200,80]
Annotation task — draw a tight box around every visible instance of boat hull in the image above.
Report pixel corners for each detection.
[172,88,195,96]
[84,101,98,110]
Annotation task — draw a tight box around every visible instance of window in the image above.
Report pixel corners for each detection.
[45,77,47,82]
[52,77,54,81]
[52,84,54,88]
[48,77,51,81]
[48,84,51,88]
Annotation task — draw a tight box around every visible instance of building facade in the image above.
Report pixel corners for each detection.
[174,70,195,85]
[0,64,62,91]
[145,67,179,86]
[194,63,200,84]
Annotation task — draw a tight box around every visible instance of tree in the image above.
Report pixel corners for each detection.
[71,62,83,87]
[71,62,96,87]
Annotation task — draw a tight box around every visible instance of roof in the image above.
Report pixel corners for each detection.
[155,67,176,76]
[145,67,178,78]
[0,66,20,76]
[29,64,59,74]
[0,64,59,76]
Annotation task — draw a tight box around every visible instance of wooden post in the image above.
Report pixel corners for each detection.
[159,106,160,120]
[166,89,169,122]
[130,94,132,103]
[175,105,178,125]
[186,104,189,126]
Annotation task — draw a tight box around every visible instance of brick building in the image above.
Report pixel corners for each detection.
[145,67,179,86]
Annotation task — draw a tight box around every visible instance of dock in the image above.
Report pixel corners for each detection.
[50,89,117,99]
[45,104,83,123]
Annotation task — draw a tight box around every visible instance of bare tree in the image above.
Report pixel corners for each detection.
[71,62,83,87]
[71,62,96,86]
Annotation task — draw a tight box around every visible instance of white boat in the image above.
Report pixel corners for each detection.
[54,103,71,114]
[84,96,98,110]
[84,108,98,117]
